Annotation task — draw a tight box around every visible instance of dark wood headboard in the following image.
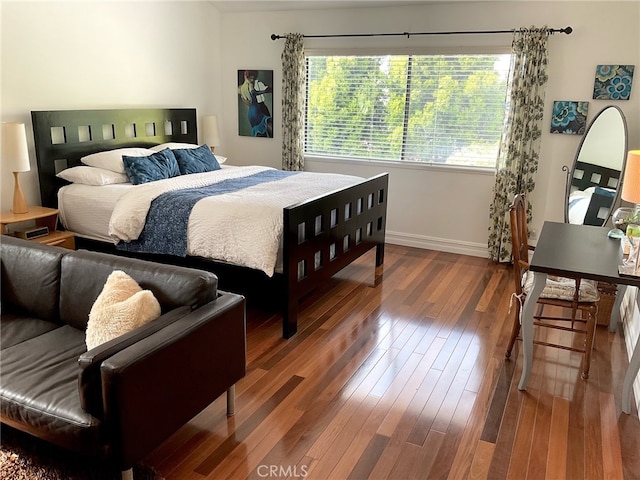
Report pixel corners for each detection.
[31,108,198,208]
[571,160,621,191]
[567,160,620,226]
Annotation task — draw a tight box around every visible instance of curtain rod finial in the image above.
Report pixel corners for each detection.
[563,26,573,34]
[271,34,280,41]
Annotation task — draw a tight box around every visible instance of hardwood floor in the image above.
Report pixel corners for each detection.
[145,244,640,479]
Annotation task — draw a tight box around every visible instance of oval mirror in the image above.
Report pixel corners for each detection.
[565,105,628,226]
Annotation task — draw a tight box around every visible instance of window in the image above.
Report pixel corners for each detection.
[305,53,511,168]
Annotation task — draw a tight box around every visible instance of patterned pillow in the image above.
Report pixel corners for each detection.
[123,149,180,185]
[172,144,221,174]
[86,270,161,350]
[522,272,600,302]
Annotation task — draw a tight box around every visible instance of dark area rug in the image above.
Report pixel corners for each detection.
[0,425,164,480]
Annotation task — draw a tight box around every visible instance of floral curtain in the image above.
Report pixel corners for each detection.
[488,27,550,262]
[281,33,305,171]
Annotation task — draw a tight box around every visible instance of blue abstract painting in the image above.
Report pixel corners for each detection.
[550,101,589,135]
[593,65,635,100]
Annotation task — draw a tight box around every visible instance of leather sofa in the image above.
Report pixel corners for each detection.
[0,236,246,479]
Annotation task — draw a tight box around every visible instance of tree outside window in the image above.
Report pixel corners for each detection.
[305,53,510,168]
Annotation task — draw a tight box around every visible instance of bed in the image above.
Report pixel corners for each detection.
[32,108,389,339]
[566,160,619,226]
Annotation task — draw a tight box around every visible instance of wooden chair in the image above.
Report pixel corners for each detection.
[505,194,600,379]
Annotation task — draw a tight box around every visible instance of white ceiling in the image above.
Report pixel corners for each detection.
[208,0,459,13]
[208,0,584,13]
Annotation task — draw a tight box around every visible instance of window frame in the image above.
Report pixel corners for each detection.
[303,45,512,172]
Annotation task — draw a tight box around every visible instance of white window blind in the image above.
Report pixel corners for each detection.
[305,53,511,168]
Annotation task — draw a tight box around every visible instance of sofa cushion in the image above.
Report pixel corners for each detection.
[1,236,66,322]
[60,250,218,330]
[0,313,60,349]
[86,270,161,350]
[0,325,105,455]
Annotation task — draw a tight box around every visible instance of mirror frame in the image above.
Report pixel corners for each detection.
[564,105,628,226]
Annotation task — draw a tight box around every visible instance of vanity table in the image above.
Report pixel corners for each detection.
[518,221,639,414]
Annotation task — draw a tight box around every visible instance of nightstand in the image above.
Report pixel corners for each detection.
[0,206,75,249]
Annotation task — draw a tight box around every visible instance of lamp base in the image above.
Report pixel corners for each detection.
[12,171,29,214]
[628,204,640,236]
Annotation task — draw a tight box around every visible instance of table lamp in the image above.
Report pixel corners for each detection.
[202,115,220,152]
[622,150,640,212]
[623,150,640,235]
[2,122,30,214]
[619,150,640,272]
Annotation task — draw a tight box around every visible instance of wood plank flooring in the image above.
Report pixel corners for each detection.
[145,244,640,479]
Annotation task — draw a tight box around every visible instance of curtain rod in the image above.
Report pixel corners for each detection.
[270,26,572,40]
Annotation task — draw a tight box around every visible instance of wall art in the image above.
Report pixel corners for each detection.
[593,65,635,100]
[550,101,589,135]
[237,69,274,138]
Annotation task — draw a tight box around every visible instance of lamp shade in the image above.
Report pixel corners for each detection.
[2,122,30,172]
[622,150,640,204]
[202,115,220,147]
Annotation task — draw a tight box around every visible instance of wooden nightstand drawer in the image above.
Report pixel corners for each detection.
[33,230,75,249]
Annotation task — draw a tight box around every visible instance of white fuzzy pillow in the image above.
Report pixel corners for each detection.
[86,270,161,350]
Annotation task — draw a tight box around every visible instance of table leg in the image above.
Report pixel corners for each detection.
[608,284,627,333]
[622,336,640,414]
[518,272,547,390]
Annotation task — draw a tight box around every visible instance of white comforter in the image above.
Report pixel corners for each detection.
[109,166,362,276]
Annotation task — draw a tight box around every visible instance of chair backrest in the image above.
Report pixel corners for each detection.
[509,194,530,295]
[59,250,219,330]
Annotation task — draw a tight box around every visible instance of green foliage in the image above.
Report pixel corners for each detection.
[306,54,509,166]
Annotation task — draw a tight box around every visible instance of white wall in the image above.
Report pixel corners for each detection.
[1,0,222,208]
[216,1,639,254]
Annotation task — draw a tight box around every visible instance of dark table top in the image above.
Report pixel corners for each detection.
[531,221,640,287]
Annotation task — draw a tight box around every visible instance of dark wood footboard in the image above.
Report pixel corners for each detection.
[74,171,389,340]
[282,173,388,338]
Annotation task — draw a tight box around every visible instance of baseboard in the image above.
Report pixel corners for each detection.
[385,231,488,258]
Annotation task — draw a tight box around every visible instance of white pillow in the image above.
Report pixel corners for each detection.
[150,142,199,152]
[57,166,130,185]
[150,143,226,163]
[81,147,155,173]
[86,270,161,350]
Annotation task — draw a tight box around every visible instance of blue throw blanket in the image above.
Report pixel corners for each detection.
[117,169,299,256]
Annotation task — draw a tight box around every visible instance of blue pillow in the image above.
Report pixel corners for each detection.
[123,149,180,185]
[172,144,221,175]
[595,186,615,198]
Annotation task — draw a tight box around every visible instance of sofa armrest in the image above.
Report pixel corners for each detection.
[78,305,192,417]
[99,292,246,470]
